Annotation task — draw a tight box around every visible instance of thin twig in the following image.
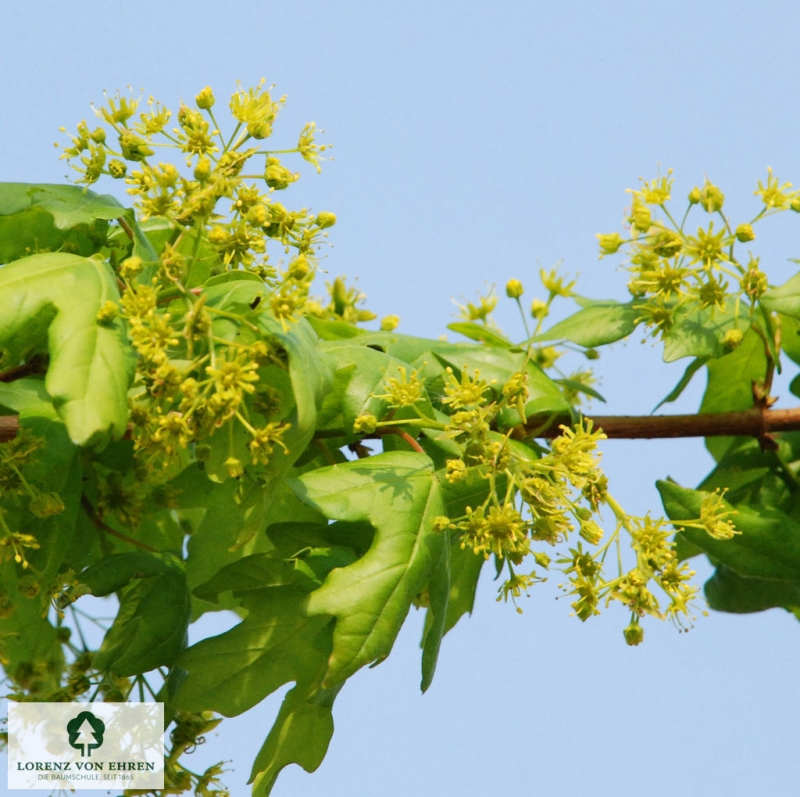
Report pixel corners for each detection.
[80,494,160,553]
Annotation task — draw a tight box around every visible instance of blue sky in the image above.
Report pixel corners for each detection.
[3,2,800,794]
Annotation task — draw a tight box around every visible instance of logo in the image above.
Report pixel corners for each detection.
[8,701,164,790]
[66,711,106,757]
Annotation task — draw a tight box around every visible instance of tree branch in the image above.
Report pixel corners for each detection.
[0,354,48,383]
[5,405,800,444]
[519,405,799,441]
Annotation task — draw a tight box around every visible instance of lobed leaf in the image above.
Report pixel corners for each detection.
[658,480,800,581]
[0,252,135,446]
[291,451,449,687]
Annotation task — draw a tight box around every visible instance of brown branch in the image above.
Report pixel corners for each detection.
[6,405,800,445]
[376,427,426,454]
[116,215,135,241]
[0,355,48,383]
[519,406,800,441]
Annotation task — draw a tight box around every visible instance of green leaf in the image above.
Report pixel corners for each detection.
[0,561,64,694]
[661,300,739,362]
[696,434,800,513]
[0,378,56,418]
[432,344,570,415]
[77,552,172,597]
[17,418,83,582]
[306,315,367,340]
[291,451,449,687]
[421,524,449,692]
[446,322,514,347]
[554,377,606,403]
[761,272,800,319]
[698,330,766,461]
[0,252,135,446]
[93,567,190,676]
[657,480,800,581]
[779,313,800,367]
[704,565,800,614]
[316,342,434,432]
[0,183,125,228]
[0,183,124,264]
[174,556,333,716]
[652,357,708,412]
[250,683,342,797]
[534,300,639,347]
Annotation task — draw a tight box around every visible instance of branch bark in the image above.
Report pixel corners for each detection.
[5,405,800,443]
[518,405,800,442]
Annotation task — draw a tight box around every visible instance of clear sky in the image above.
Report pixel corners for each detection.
[3,2,800,795]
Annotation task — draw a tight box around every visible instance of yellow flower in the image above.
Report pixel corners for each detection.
[375,366,425,408]
[441,366,490,409]
[699,490,739,540]
[298,122,330,174]
[637,171,673,205]
[456,290,497,323]
[755,167,794,209]
[540,267,576,298]
[684,223,728,266]
[596,232,624,256]
[249,422,290,465]
[229,79,283,139]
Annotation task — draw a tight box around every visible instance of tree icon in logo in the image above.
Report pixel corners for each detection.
[66,711,105,757]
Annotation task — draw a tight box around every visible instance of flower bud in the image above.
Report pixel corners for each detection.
[194,156,212,181]
[247,204,269,227]
[688,186,702,205]
[118,131,154,162]
[530,299,548,320]
[224,457,244,478]
[120,256,143,278]
[700,182,725,212]
[316,211,337,229]
[533,552,551,569]
[108,159,127,179]
[195,86,215,110]
[596,232,623,256]
[792,197,800,213]
[353,414,378,434]
[630,202,652,233]
[208,226,228,246]
[723,328,744,350]
[265,157,297,190]
[96,301,119,324]
[579,520,604,545]
[623,621,644,646]
[380,315,400,331]
[90,127,106,143]
[287,255,310,280]
[735,223,755,243]
[505,279,524,299]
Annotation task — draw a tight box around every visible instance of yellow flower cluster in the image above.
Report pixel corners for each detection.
[595,169,800,340]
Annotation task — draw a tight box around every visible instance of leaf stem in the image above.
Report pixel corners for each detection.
[80,495,160,553]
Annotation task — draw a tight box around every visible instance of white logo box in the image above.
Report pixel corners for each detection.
[7,702,164,790]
